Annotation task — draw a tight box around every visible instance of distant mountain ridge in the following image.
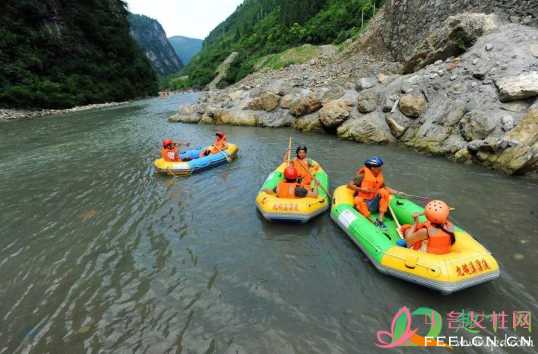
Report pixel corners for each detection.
[168,36,203,64]
[128,14,183,76]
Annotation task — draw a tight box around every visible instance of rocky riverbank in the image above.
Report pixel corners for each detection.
[0,101,130,122]
[169,9,538,175]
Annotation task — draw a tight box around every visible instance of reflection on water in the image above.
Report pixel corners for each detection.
[0,94,537,353]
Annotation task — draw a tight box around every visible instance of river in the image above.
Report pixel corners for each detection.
[1,93,537,354]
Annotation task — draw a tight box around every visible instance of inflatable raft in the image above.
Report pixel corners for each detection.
[256,161,329,223]
[331,185,499,294]
[154,144,238,176]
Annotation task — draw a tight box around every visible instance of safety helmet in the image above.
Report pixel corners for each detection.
[216,131,225,137]
[284,166,298,181]
[424,200,450,225]
[365,156,384,168]
[162,139,173,148]
[296,145,308,155]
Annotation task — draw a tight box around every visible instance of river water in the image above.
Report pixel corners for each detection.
[1,93,537,354]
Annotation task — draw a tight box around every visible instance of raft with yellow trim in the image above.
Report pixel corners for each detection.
[331,185,499,294]
[154,144,238,176]
[256,161,329,223]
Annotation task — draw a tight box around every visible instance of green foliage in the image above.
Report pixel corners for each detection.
[167,0,383,90]
[0,0,158,109]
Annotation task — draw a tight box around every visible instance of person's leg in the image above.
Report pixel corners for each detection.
[354,196,371,218]
[377,188,391,221]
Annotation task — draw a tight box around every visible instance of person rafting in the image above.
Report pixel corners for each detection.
[283,145,318,187]
[161,139,180,162]
[264,166,318,199]
[398,200,456,254]
[201,131,228,156]
[347,156,401,228]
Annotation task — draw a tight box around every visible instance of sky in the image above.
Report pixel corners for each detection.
[125,0,244,40]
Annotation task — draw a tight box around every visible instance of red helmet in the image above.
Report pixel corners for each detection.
[162,139,173,148]
[424,200,450,224]
[284,166,298,181]
[216,131,225,138]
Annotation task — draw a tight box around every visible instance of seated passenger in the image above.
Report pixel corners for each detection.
[161,139,180,162]
[282,146,318,187]
[264,166,318,199]
[399,200,456,255]
[346,156,400,228]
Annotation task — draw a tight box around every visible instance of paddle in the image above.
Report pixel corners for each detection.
[388,201,404,240]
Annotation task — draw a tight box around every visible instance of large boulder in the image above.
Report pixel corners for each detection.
[459,111,497,141]
[337,112,395,144]
[319,99,352,129]
[245,91,280,112]
[357,89,379,113]
[258,109,294,128]
[399,94,427,118]
[289,95,322,117]
[169,104,203,123]
[493,108,538,174]
[495,71,538,102]
[214,109,259,126]
[293,112,322,132]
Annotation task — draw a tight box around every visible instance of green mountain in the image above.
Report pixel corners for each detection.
[128,14,183,76]
[168,36,203,65]
[0,0,158,109]
[170,0,382,89]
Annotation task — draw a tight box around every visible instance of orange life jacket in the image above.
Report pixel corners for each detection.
[410,221,455,254]
[161,147,179,162]
[291,158,312,186]
[357,167,384,200]
[276,182,298,199]
[206,137,227,154]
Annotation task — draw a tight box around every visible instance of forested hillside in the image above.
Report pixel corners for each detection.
[170,0,383,89]
[0,0,158,109]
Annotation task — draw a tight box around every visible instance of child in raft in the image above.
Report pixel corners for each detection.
[264,166,319,199]
[161,139,190,162]
[397,200,456,254]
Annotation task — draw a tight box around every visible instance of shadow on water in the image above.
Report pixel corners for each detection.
[0,93,536,354]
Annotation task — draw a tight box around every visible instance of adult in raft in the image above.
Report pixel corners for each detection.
[283,145,318,187]
[347,156,402,228]
[264,166,318,199]
[397,200,456,254]
[200,131,228,157]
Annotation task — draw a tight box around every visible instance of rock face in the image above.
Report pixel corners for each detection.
[384,0,538,64]
[128,14,183,76]
[169,9,538,175]
[495,72,538,102]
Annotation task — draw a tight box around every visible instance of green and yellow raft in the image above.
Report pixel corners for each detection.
[256,161,330,223]
[331,185,500,294]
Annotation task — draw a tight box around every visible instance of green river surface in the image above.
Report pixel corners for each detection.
[1,93,537,354]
